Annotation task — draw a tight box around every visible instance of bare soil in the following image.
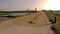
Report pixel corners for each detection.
[0,11,55,34]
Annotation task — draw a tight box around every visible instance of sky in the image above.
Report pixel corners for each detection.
[0,0,60,11]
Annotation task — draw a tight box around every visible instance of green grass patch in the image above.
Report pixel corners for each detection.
[0,13,12,15]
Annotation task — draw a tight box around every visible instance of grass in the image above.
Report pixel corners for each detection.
[0,13,12,15]
[44,11,60,33]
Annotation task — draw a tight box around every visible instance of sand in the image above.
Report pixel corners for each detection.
[0,11,54,34]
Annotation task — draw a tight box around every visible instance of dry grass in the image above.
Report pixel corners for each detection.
[45,11,60,33]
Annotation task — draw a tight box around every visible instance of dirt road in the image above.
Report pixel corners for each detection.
[0,11,55,34]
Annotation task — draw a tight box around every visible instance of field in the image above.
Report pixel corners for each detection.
[0,11,55,34]
[44,11,60,33]
[0,11,60,34]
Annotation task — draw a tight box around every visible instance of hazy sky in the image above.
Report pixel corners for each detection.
[0,0,60,11]
[44,0,60,10]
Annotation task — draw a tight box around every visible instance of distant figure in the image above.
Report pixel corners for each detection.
[27,8,29,11]
[35,8,37,11]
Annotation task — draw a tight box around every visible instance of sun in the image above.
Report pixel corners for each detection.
[44,0,60,10]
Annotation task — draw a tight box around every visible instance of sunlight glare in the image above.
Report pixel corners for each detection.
[44,0,60,10]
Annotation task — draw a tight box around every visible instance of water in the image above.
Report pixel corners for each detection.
[0,17,13,22]
[11,13,30,16]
